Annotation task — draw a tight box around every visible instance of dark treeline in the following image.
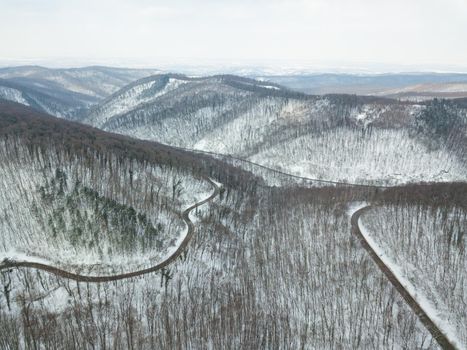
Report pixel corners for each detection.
[0,100,260,193]
[275,181,467,209]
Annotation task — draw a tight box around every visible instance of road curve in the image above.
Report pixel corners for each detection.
[0,178,221,283]
[351,206,457,350]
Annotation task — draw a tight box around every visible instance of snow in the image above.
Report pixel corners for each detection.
[0,176,441,348]
[46,74,98,97]
[208,177,223,189]
[0,139,217,276]
[31,287,72,314]
[357,217,466,350]
[0,248,52,265]
[249,127,467,185]
[0,86,29,105]
[346,201,369,217]
[352,105,385,127]
[91,83,467,186]
[194,138,229,154]
[155,180,219,261]
[161,221,190,260]
[225,78,283,92]
[259,84,280,90]
[89,77,189,127]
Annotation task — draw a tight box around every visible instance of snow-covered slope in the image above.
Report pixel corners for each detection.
[83,74,467,185]
[0,66,161,99]
[0,95,463,350]
[0,101,223,274]
[85,75,401,153]
[85,74,192,126]
[0,66,162,118]
[84,73,293,130]
[0,78,98,118]
[0,86,30,105]
[249,127,467,185]
[361,205,467,348]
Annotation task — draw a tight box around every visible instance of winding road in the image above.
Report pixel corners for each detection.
[0,178,221,283]
[351,205,457,350]
[0,168,460,349]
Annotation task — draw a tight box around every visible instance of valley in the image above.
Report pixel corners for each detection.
[80,73,467,186]
[0,69,466,349]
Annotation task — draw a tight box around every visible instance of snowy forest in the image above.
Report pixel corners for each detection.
[0,69,466,349]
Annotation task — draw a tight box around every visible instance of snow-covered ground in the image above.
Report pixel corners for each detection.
[1,190,439,349]
[0,138,213,275]
[359,205,467,349]
[88,77,189,126]
[0,86,29,105]
[83,76,466,187]
[249,128,467,185]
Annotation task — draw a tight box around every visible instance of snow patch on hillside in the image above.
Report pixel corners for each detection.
[89,78,189,126]
[352,105,387,127]
[346,202,369,217]
[46,74,98,97]
[0,86,29,105]
[260,84,280,90]
[194,138,229,154]
[0,248,52,265]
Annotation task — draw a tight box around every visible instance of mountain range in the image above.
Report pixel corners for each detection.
[259,73,467,100]
[1,67,466,185]
[0,66,160,118]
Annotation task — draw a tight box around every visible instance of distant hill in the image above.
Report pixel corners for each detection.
[258,73,467,100]
[84,73,300,129]
[83,73,412,153]
[82,73,467,185]
[0,66,162,98]
[0,66,161,118]
[0,77,98,119]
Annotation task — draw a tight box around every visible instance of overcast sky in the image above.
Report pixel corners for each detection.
[1,0,467,72]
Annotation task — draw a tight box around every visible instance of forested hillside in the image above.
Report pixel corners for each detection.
[361,204,467,347]
[83,74,467,185]
[0,101,255,274]
[0,78,97,119]
[0,66,161,99]
[0,66,161,119]
[0,75,466,349]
